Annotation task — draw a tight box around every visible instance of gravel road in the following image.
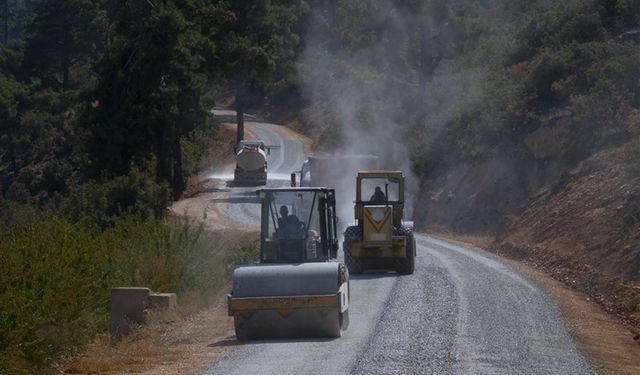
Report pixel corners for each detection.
[196,109,595,374]
[202,235,595,375]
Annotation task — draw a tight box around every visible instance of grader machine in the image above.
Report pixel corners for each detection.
[227,187,350,340]
[343,171,416,275]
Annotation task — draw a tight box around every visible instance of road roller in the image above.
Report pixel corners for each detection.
[227,187,350,340]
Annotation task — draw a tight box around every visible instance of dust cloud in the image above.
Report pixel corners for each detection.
[297,1,527,227]
[297,1,465,223]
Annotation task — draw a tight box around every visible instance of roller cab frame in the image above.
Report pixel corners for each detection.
[343,171,416,275]
[227,187,350,340]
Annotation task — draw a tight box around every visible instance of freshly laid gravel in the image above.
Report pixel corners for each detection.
[203,235,595,375]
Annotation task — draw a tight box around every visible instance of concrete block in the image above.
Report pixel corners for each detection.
[110,287,150,339]
[148,293,177,311]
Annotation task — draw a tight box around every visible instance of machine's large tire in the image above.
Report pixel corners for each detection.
[343,226,363,274]
[395,226,415,275]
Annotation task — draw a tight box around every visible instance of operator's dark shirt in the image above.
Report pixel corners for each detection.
[370,191,386,202]
[278,215,302,231]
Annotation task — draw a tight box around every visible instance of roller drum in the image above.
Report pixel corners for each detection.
[230,263,347,340]
[232,263,340,297]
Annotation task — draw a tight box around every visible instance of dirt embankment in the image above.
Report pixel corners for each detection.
[415,102,640,334]
[418,143,640,334]
[492,147,640,331]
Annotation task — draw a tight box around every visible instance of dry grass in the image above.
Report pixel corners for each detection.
[59,305,236,375]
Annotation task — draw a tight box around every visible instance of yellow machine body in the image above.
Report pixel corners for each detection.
[344,171,415,274]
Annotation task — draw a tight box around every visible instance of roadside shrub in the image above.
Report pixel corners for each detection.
[62,166,170,229]
[0,214,257,374]
[41,159,73,194]
[5,181,30,204]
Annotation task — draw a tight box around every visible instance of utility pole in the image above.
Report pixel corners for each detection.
[235,90,245,147]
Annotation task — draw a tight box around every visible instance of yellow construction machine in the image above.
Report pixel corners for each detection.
[227,187,350,340]
[343,171,415,275]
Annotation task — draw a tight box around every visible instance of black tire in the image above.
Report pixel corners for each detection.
[234,315,250,341]
[395,226,415,275]
[343,226,364,274]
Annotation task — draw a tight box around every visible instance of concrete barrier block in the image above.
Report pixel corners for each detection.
[148,293,177,311]
[110,287,150,339]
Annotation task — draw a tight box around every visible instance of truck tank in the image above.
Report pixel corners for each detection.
[234,141,267,185]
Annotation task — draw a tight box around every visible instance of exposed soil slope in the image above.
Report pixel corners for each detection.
[493,146,640,331]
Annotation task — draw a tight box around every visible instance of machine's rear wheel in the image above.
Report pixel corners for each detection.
[343,226,363,274]
[395,226,415,275]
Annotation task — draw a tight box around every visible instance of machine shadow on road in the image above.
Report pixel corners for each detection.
[349,272,399,280]
[208,337,244,348]
[208,336,339,348]
[209,197,261,204]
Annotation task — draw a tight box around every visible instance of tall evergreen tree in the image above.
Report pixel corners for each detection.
[0,73,26,174]
[86,0,230,199]
[220,0,300,144]
[23,0,106,92]
[0,0,30,45]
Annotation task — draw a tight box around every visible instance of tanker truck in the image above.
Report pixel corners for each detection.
[234,140,268,185]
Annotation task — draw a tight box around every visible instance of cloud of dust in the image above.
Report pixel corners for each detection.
[297,1,477,224]
[296,1,537,228]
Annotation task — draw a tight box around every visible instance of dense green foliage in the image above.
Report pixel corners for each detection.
[0,0,301,205]
[0,214,257,374]
[216,1,301,141]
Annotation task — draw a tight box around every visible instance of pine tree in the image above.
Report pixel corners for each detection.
[23,0,107,92]
[0,72,30,175]
[220,0,300,144]
[86,0,231,199]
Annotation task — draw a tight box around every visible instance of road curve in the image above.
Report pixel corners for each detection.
[202,235,595,375]
[214,109,306,227]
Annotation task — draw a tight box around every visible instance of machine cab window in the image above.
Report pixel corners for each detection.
[359,177,401,203]
[259,189,337,263]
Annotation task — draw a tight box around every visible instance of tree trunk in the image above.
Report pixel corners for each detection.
[156,122,171,187]
[171,131,184,200]
[62,61,69,92]
[2,0,8,45]
[417,21,430,105]
[61,15,70,92]
[7,127,17,174]
[328,0,336,26]
[236,93,245,147]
